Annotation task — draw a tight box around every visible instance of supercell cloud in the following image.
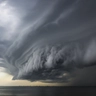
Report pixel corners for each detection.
[0,0,96,82]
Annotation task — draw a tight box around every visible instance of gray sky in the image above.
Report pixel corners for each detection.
[0,0,96,86]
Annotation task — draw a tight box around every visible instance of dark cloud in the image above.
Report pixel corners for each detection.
[0,0,96,84]
[70,66,96,86]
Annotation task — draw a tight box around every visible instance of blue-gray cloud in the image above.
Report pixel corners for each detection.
[0,0,96,83]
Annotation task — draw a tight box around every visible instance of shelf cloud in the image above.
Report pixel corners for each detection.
[0,0,96,83]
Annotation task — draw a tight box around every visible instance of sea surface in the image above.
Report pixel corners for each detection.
[0,86,96,96]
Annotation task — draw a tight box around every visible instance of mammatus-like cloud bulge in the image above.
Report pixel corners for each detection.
[1,0,96,82]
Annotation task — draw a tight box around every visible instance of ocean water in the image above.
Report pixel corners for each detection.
[0,86,96,96]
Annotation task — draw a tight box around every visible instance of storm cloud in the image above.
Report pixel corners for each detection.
[0,0,96,83]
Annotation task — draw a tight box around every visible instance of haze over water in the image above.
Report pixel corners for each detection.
[0,86,96,96]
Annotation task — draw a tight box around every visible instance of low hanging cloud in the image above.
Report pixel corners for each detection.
[4,39,96,81]
[0,0,96,82]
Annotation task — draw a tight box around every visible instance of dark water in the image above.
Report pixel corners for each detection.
[0,86,96,96]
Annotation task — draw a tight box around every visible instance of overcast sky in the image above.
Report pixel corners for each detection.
[0,0,96,86]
